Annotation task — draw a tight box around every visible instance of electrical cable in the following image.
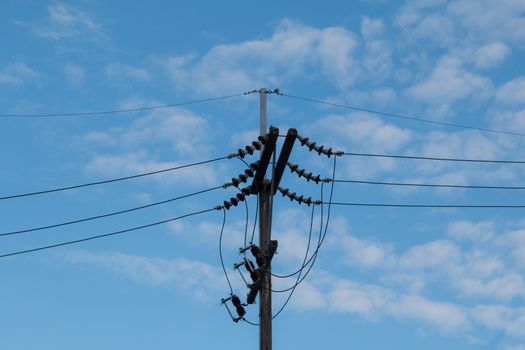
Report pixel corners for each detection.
[0,93,246,118]
[219,208,233,294]
[272,204,316,319]
[271,157,337,293]
[0,156,229,201]
[332,179,525,190]
[325,202,525,208]
[0,185,224,237]
[343,151,525,164]
[0,207,218,259]
[280,93,525,137]
[271,204,316,279]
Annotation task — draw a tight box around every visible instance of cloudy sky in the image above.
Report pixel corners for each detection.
[1,1,525,349]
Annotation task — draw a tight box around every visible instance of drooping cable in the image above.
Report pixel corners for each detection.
[280,92,525,137]
[272,204,316,320]
[271,157,337,293]
[0,93,247,118]
[0,207,219,259]
[0,185,225,237]
[0,156,230,201]
[271,204,317,279]
[219,208,233,294]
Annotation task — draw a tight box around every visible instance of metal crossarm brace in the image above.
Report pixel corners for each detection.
[272,128,297,195]
[251,126,279,194]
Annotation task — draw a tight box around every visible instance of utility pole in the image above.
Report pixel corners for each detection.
[258,88,272,350]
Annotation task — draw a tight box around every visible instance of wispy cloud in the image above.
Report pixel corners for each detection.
[29,3,107,42]
[0,63,38,86]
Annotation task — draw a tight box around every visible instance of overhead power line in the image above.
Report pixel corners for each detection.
[0,93,246,118]
[343,151,525,164]
[0,185,224,237]
[0,207,219,259]
[326,202,525,208]
[280,93,525,137]
[0,156,229,201]
[333,179,525,190]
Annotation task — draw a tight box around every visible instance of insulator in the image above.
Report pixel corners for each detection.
[325,147,333,157]
[249,268,259,282]
[297,195,304,203]
[231,295,246,318]
[251,245,266,267]
[231,177,241,187]
[312,174,321,184]
[223,200,232,210]
[305,197,312,206]
[239,174,248,183]
[250,161,260,171]
[317,145,325,155]
[288,162,299,172]
[247,286,259,305]
[305,172,313,181]
[307,141,316,151]
[237,148,247,158]
[288,192,297,201]
[241,187,252,195]
[279,187,289,197]
[297,135,309,146]
[297,168,306,177]
[236,193,246,201]
[258,135,269,145]
[245,145,255,155]
[230,197,239,206]
[244,168,255,177]
[252,141,262,150]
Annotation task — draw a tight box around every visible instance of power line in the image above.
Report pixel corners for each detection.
[333,179,525,190]
[343,151,525,164]
[326,202,525,208]
[0,185,224,237]
[272,204,316,320]
[0,207,219,259]
[0,156,229,201]
[219,208,233,294]
[272,156,337,294]
[0,93,246,118]
[280,93,525,137]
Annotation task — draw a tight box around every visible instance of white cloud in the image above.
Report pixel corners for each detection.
[406,56,493,105]
[447,0,525,43]
[497,77,525,105]
[474,42,511,69]
[0,63,38,86]
[309,113,413,152]
[162,19,360,93]
[35,3,106,41]
[85,151,219,187]
[447,220,495,242]
[392,294,470,332]
[65,251,226,301]
[329,279,394,318]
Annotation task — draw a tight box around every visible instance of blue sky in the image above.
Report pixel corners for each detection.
[1,1,525,349]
